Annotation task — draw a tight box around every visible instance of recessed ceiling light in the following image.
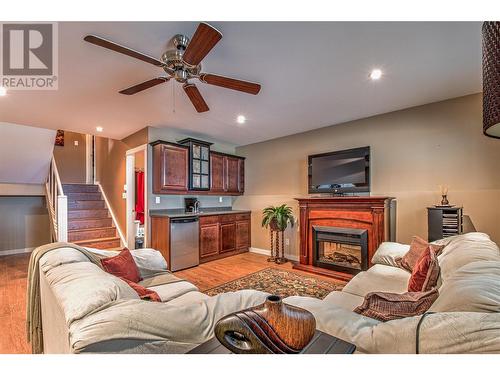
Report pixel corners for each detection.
[0,86,7,96]
[96,126,103,132]
[236,115,246,124]
[370,69,383,80]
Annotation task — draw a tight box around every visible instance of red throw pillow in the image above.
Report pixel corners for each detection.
[101,248,142,283]
[407,246,440,292]
[121,278,161,302]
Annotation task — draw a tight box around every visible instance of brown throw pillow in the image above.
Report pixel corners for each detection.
[407,246,441,292]
[396,236,444,272]
[353,289,439,321]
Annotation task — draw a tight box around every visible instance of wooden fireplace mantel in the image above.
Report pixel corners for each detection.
[293,196,395,280]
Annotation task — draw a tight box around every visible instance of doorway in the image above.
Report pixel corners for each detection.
[125,145,148,249]
[85,134,95,184]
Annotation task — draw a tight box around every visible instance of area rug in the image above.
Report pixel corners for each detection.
[204,267,346,299]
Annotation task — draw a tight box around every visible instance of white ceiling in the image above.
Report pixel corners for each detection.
[0,22,482,145]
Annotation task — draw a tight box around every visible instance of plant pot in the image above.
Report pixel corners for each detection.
[214,295,316,354]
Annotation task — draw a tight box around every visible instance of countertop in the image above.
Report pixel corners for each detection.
[149,207,251,218]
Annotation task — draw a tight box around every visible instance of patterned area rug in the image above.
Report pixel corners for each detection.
[204,267,346,299]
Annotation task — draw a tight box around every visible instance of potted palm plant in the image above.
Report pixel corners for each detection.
[261,204,295,264]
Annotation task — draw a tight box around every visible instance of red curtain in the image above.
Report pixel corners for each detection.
[135,171,145,225]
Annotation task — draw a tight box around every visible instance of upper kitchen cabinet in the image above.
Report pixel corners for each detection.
[152,141,189,194]
[178,138,212,191]
[151,139,245,196]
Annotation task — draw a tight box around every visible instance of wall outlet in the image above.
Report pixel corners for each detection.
[155,196,161,204]
[122,192,127,199]
[285,238,290,246]
[74,140,79,146]
[123,184,127,192]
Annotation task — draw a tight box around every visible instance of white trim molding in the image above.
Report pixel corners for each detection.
[0,247,35,256]
[249,247,299,262]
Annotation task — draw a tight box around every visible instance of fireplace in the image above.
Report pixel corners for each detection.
[312,226,368,275]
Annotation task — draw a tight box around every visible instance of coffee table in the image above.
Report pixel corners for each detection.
[188,330,356,354]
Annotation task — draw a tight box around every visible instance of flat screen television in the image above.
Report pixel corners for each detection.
[308,146,370,194]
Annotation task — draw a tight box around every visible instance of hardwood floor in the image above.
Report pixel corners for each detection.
[0,251,336,354]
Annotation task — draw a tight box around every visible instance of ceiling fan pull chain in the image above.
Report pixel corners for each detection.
[172,82,176,113]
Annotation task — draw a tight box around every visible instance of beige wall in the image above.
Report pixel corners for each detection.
[95,128,149,234]
[53,131,87,183]
[233,94,500,259]
[0,196,50,254]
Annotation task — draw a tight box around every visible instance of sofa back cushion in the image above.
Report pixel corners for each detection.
[430,260,500,313]
[434,233,500,282]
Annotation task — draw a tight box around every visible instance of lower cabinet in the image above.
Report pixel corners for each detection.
[199,213,251,263]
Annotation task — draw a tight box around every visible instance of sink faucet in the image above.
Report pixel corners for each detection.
[193,200,200,213]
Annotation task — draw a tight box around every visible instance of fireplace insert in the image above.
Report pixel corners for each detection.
[312,226,368,275]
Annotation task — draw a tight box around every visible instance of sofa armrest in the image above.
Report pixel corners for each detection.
[371,242,410,268]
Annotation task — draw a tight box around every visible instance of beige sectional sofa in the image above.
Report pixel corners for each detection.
[37,232,500,354]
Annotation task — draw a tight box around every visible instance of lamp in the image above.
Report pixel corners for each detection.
[483,21,500,138]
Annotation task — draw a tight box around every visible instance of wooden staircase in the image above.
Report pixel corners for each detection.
[64,184,122,249]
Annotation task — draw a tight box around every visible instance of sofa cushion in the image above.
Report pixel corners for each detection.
[408,246,440,292]
[165,291,210,307]
[396,236,444,272]
[45,262,140,325]
[323,291,365,311]
[122,279,161,302]
[342,264,410,297]
[353,289,439,321]
[101,249,142,283]
[147,281,198,303]
[430,260,500,313]
[371,242,410,268]
[436,232,500,282]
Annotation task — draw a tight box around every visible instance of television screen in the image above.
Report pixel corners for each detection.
[308,147,370,194]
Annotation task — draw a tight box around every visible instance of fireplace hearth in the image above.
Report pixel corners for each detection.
[313,226,368,275]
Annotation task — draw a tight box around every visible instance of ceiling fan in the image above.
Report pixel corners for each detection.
[84,22,261,113]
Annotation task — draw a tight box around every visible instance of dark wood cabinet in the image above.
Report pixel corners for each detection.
[427,206,463,242]
[210,153,225,193]
[153,142,189,194]
[199,213,251,263]
[151,141,245,196]
[220,222,236,253]
[200,223,220,258]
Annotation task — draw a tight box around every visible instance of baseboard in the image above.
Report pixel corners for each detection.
[249,247,299,262]
[0,247,35,256]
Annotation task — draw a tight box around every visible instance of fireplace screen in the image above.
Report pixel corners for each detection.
[313,226,368,274]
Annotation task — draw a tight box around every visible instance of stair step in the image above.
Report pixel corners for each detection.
[68,226,117,242]
[68,209,109,219]
[67,192,102,201]
[68,200,105,210]
[73,237,121,250]
[63,184,99,193]
[68,217,113,230]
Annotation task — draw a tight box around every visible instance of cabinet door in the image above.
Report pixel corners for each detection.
[238,159,245,194]
[219,222,236,253]
[153,143,189,193]
[225,156,240,193]
[236,220,250,250]
[200,223,220,258]
[210,153,225,193]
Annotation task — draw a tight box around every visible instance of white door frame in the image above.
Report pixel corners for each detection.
[85,134,95,184]
[125,144,148,249]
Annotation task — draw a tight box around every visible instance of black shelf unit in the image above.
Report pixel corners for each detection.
[427,206,463,242]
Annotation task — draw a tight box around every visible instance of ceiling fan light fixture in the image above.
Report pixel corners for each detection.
[236,115,246,124]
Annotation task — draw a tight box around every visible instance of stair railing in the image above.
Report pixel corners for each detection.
[45,157,68,242]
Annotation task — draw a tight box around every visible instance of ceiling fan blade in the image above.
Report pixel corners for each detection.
[84,35,164,67]
[119,77,169,95]
[199,73,261,95]
[183,83,209,112]
[182,23,223,67]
